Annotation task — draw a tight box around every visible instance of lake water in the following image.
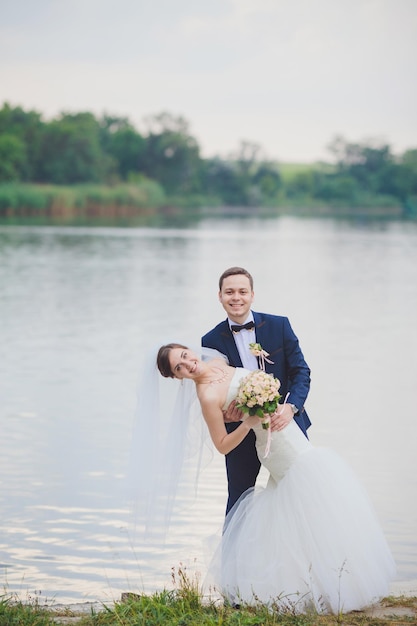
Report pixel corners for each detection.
[1,215,416,605]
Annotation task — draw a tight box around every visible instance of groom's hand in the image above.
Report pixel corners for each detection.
[223,399,245,423]
[270,403,293,431]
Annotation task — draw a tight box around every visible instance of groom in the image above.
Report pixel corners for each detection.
[202,266,311,515]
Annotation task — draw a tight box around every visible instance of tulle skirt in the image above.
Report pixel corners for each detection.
[205,447,396,614]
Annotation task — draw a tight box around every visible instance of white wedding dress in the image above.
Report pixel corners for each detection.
[207,369,396,614]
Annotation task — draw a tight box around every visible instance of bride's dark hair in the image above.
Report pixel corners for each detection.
[157,343,188,378]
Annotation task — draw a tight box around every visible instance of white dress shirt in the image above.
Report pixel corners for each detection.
[228,314,259,370]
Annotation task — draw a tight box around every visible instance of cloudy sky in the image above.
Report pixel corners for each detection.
[1,0,416,162]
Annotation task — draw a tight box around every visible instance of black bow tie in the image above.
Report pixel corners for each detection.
[231,321,255,333]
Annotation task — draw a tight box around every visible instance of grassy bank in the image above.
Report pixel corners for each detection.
[0,182,409,225]
[0,181,167,221]
[2,594,417,625]
[1,569,416,626]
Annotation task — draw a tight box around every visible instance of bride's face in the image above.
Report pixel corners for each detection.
[169,347,202,380]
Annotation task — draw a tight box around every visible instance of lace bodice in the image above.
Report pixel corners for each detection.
[224,368,312,482]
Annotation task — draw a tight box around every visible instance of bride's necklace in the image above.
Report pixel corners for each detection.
[202,365,230,385]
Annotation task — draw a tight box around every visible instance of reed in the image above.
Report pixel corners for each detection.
[0,181,166,220]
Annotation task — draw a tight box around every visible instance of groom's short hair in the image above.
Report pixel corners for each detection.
[219,267,254,291]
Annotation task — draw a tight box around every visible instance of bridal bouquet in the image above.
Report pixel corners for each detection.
[236,369,282,430]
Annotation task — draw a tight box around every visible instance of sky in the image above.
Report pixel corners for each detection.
[1,0,416,163]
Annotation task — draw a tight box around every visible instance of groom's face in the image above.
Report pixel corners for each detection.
[219,274,254,324]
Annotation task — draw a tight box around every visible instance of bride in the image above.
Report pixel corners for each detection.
[136,343,395,614]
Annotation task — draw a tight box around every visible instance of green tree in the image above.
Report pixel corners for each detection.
[399,149,417,197]
[286,169,320,198]
[201,157,248,205]
[37,112,114,184]
[0,102,44,180]
[328,136,395,190]
[326,135,405,205]
[315,174,359,203]
[140,112,201,194]
[229,141,264,205]
[0,134,27,181]
[231,141,263,177]
[252,162,282,202]
[99,116,146,180]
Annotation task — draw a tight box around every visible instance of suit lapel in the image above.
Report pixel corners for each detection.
[254,312,267,347]
[218,322,243,366]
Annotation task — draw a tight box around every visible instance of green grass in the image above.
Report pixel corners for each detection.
[277,161,335,184]
[1,567,416,625]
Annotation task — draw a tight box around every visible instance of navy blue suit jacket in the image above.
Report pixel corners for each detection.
[202,311,311,434]
[202,310,311,513]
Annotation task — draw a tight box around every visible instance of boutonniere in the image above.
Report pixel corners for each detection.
[249,342,274,371]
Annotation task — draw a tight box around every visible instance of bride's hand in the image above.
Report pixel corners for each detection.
[223,399,245,423]
[245,414,261,429]
[270,403,293,431]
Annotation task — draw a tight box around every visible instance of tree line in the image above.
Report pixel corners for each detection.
[1,102,416,215]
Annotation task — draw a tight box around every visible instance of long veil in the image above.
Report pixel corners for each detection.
[127,344,228,541]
